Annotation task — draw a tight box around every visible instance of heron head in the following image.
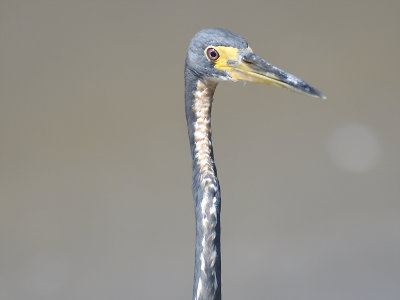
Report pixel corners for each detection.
[185,28,326,99]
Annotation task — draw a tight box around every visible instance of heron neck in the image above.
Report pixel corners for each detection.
[185,70,222,300]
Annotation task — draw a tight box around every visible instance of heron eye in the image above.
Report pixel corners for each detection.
[206,48,219,61]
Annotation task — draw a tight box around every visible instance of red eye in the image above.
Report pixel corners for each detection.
[206,48,219,61]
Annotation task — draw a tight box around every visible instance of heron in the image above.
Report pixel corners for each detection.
[185,28,325,300]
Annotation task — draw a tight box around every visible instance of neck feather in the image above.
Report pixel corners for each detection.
[185,71,222,300]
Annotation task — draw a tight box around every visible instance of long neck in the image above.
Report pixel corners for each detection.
[185,69,221,300]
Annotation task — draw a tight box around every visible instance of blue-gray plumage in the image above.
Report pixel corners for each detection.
[185,28,325,300]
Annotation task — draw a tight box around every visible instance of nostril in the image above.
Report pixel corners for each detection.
[242,57,254,65]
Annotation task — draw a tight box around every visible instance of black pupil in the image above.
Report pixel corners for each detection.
[210,51,216,57]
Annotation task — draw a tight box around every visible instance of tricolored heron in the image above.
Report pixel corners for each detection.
[185,28,325,300]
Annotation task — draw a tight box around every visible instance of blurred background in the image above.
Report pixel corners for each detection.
[1,0,399,299]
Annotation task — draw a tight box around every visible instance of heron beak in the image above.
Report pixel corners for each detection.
[228,51,326,99]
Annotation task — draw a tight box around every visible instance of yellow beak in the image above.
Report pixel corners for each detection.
[215,47,326,99]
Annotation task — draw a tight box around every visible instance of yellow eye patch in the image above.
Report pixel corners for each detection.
[204,45,254,73]
[204,46,240,67]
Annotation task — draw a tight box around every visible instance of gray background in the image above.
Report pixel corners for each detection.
[1,0,399,299]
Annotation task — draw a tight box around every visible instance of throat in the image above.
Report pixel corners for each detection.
[193,80,218,186]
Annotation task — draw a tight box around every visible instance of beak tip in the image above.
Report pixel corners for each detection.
[309,88,326,100]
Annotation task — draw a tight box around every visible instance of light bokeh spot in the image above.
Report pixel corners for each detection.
[328,123,381,172]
